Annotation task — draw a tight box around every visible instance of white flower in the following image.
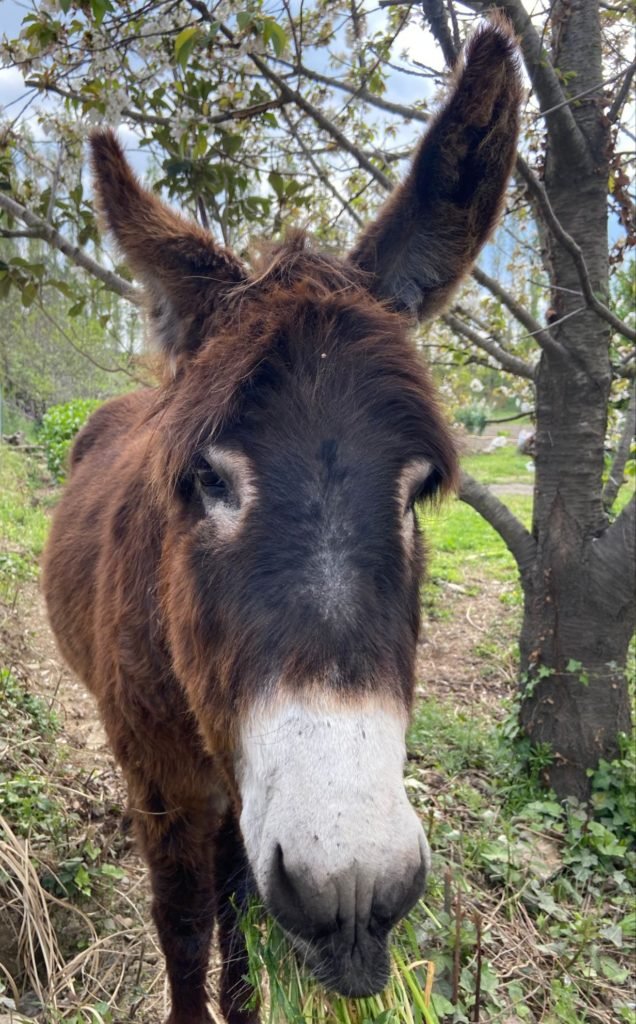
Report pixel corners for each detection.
[469,378,484,393]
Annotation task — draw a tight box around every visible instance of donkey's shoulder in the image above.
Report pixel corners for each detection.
[69,388,156,474]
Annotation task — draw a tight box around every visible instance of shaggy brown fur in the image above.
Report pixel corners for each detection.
[43,21,521,1024]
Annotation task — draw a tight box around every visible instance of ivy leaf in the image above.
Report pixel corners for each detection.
[174,26,201,71]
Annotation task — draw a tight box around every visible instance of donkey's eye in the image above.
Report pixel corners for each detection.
[193,456,228,497]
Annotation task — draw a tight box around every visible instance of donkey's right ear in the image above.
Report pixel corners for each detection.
[90,130,247,360]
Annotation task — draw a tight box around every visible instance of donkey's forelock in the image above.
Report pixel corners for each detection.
[146,260,459,503]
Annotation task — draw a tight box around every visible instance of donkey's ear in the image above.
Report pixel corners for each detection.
[348,19,521,320]
[90,130,246,359]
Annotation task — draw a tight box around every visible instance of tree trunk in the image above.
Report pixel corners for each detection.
[519,0,634,799]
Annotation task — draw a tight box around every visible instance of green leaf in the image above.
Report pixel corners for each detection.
[600,956,629,983]
[174,25,201,71]
[73,863,91,892]
[221,133,243,157]
[263,18,288,56]
[236,11,253,32]
[21,281,38,308]
[100,863,125,880]
[90,0,114,27]
[268,170,285,198]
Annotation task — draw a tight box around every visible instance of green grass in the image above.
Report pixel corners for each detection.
[0,446,49,594]
[460,445,535,485]
[421,494,532,589]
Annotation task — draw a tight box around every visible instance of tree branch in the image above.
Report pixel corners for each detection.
[471,265,563,357]
[458,470,537,573]
[36,299,148,385]
[603,391,636,510]
[516,155,636,343]
[0,192,139,302]
[271,57,431,125]
[187,1,394,191]
[281,111,365,228]
[607,59,636,124]
[25,77,286,130]
[442,311,535,379]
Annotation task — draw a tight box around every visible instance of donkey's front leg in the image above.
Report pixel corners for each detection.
[134,796,217,1024]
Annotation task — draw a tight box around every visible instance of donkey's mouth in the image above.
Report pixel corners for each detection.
[284,921,393,998]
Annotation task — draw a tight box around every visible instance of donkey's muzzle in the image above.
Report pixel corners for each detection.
[267,839,428,996]
[236,694,430,995]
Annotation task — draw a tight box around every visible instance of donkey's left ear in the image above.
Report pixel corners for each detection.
[90,130,247,360]
[348,18,522,321]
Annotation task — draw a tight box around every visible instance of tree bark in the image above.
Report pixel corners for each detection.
[517,0,634,799]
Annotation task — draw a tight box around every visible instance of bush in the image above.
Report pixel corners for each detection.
[455,404,487,435]
[39,398,102,480]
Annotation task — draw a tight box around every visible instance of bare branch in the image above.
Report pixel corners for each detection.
[471,265,564,357]
[0,192,139,302]
[607,59,635,124]
[271,57,432,125]
[442,311,535,379]
[36,300,148,385]
[603,391,636,511]
[281,111,365,228]
[420,0,458,68]
[458,470,537,573]
[516,155,636,343]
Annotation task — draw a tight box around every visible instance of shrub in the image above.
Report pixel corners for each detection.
[455,404,487,435]
[39,398,102,480]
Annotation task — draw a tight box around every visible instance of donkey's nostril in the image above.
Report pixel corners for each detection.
[370,849,428,937]
[272,844,302,914]
[268,844,338,939]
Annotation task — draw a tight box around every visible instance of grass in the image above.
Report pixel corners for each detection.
[461,445,535,485]
[421,494,532,591]
[0,446,49,598]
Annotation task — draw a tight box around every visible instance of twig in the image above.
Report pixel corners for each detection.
[442,311,535,379]
[473,911,483,1023]
[452,891,462,1005]
[0,192,138,302]
[516,155,636,343]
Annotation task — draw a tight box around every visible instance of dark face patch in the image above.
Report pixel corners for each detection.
[161,287,457,720]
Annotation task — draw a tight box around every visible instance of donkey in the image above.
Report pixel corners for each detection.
[43,21,520,1024]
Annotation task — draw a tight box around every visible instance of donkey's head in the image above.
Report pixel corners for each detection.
[91,21,520,998]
